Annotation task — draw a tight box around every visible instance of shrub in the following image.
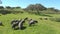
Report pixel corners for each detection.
[49,18,60,22]
[0,6,4,9]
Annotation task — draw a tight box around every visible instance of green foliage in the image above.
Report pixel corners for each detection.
[11,6,21,9]
[49,18,60,22]
[25,4,46,11]
[0,3,60,15]
[15,6,21,9]
[0,9,24,15]
[23,4,60,14]
[0,6,4,9]
[6,6,11,9]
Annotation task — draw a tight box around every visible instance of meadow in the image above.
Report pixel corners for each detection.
[0,12,60,34]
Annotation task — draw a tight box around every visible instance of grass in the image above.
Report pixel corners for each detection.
[0,12,60,34]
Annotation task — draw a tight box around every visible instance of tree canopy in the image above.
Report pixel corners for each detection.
[25,4,47,11]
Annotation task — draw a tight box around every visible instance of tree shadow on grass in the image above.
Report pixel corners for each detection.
[36,13,53,17]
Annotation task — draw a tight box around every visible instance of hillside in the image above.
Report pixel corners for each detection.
[0,12,60,34]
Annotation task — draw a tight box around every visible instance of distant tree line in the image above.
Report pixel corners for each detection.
[0,6,21,9]
[0,6,23,15]
[0,3,60,15]
[24,4,60,14]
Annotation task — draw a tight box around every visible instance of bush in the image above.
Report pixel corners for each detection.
[0,10,11,15]
[6,6,11,9]
[0,6,4,9]
[49,18,60,22]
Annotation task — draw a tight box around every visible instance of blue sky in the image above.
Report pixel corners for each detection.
[0,0,60,9]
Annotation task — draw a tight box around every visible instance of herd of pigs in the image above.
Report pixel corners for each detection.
[0,17,48,30]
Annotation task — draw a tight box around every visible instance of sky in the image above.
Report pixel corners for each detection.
[0,0,60,9]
